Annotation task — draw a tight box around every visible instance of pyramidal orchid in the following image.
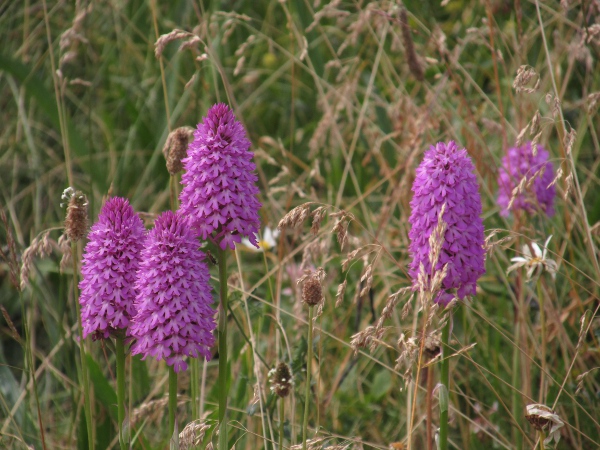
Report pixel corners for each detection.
[78,196,145,450]
[129,210,216,372]
[407,141,486,450]
[408,141,486,305]
[79,196,145,340]
[497,141,555,217]
[178,103,262,450]
[179,103,262,250]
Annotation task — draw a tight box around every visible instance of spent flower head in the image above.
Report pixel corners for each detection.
[497,141,556,217]
[79,197,145,339]
[268,362,294,398]
[179,103,262,250]
[129,210,216,372]
[525,404,565,445]
[408,141,486,305]
[62,187,89,242]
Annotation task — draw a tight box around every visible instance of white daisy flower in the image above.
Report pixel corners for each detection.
[240,226,280,252]
[506,235,557,280]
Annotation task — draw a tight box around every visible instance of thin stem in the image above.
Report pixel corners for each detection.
[539,432,546,450]
[20,290,48,450]
[279,396,285,450]
[302,305,314,450]
[438,315,451,450]
[537,281,546,404]
[191,358,199,420]
[73,242,94,450]
[169,366,178,443]
[116,336,127,450]
[218,247,229,450]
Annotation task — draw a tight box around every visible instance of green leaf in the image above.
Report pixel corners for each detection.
[86,353,117,419]
[370,370,392,400]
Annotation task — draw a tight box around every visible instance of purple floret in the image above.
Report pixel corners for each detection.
[497,141,555,217]
[179,103,262,250]
[408,141,486,305]
[79,197,146,339]
[129,211,216,373]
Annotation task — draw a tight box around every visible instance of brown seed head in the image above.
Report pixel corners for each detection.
[269,362,294,398]
[302,274,323,306]
[163,126,194,175]
[63,188,88,242]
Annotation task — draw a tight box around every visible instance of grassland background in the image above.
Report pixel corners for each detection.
[0,0,599,449]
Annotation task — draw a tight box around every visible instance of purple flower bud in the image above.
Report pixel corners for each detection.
[79,197,145,339]
[179,103,262,250]
[408,141,486,304]
[129,211,216,372]
[497,142,555,217]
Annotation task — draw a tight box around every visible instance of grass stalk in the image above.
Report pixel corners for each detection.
[438,314,451,450]
[116,336,127,450]
[169,365,178,443]
[511,319,523,450]
[302,305,314,450]
[20,290,48,450]
[218,247,229,450]
[537,281,546,404]
[279,396,285,450]
[72,242,94,450]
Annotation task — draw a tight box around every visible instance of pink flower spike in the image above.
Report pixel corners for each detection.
[79,197,146,340]
[179,103,262,249]
[129,211,216,372]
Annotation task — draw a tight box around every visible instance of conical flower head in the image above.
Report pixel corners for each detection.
[497,141,555,217]
[129,211,216,372]
[408,141,486,304]
[79,197,145,339]
[179,103,262,250]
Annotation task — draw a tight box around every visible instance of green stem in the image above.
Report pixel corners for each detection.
[191,358,199,420]
[537,281,546,403]
[302,306,314,450]
[169,366,178,442]
[279,396,285,450]
[539,432,545,450]
[116,336,127,450]
[73,242,94,450]
[218,248,228,450]
[512,298,523,450]
[439,315,451,450]
[20,290,48,450]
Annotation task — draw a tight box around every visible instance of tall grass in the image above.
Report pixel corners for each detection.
[1,0,599,449]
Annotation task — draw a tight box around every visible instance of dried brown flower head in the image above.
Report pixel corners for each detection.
[268,362,294,398]
[162,126,194,175]
[301,270,324,306]
[62,187,88,242]
[525,404,564,445]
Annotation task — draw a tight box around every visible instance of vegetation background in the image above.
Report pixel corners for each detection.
[0,0,599,448]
